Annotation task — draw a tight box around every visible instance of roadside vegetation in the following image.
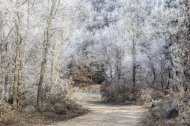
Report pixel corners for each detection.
[0,0,189,126]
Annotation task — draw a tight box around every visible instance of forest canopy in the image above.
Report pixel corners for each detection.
[0,0,189,125]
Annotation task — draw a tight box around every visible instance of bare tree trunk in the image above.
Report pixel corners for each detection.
[109,63,113,83]
[13,12,22,109]
[37,0,59,109]
[50,37,57,85]
[115,48,122,80]
[166,66,171,89]
[132,38,137,89]
[2,58,10,102]
[147,55,156,85]
[3,44,10,101]
[1,66,7,102]
[0,19,5,101]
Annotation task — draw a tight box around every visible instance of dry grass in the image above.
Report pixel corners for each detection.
[142,90,190,126]
[0,103,88,126]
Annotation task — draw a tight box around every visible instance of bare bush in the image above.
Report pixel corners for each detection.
[101,80,140,103]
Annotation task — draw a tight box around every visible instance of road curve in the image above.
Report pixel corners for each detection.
[48,92,148,126]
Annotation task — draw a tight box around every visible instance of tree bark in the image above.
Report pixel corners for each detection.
[13,12,22,109]
[37,0,59,109]
[132,38,137,89]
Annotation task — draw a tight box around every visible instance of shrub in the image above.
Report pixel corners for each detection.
[100,80,139,104]
[143,97,190,126]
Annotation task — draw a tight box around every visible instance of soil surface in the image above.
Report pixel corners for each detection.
[48,92,148,126]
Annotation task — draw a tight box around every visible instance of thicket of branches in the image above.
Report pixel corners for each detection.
[0,0,77,111]
[0,1,189,125]
[64,0,190,103]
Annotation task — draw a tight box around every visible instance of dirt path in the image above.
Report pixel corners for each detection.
[48,92,148,126]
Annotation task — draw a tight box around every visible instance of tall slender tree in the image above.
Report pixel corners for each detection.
[37,0,60,109]
[13,0,23,109]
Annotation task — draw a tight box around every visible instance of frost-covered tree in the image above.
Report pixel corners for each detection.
[0,0,189,112]
[37,0,60,110]
[0,0,74,109]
